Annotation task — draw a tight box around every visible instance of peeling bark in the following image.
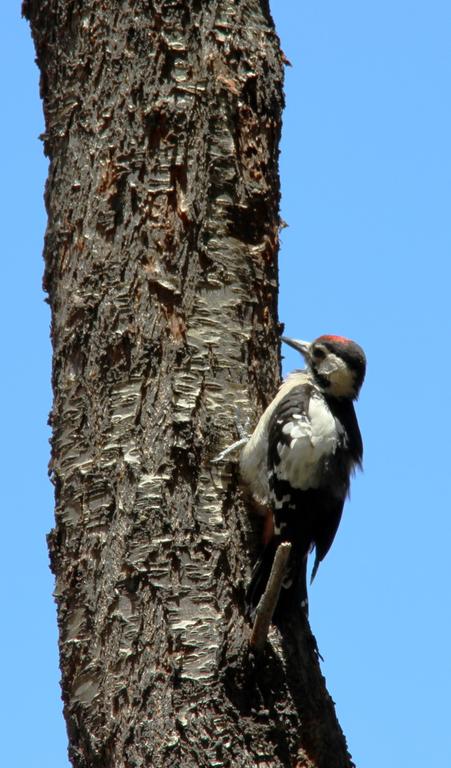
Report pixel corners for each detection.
[25,0,355,766]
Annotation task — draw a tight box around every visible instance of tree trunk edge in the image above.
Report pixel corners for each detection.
[24,1,356,766]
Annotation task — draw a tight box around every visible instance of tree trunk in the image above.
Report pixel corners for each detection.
[24,1,355,766]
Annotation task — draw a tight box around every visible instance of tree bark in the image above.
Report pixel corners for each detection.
[24,1,355,766]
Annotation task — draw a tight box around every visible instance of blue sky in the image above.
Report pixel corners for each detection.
[2,2,450,766]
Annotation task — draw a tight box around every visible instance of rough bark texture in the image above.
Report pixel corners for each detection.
[25,1,355,766]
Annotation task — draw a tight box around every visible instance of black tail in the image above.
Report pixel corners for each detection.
[245,537,309,621]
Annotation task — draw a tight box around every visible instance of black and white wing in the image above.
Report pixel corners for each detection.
[267,382,347,580]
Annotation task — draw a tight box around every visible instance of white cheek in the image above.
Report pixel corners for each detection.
[318,354,355,396]
[318,353,347,377]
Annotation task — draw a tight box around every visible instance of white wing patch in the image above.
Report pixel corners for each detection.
[239,371,310,504]
[276,396,339,490]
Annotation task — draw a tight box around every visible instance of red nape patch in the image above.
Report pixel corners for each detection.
[317,334,351,345]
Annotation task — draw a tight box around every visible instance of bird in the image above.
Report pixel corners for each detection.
[240,334,366,620]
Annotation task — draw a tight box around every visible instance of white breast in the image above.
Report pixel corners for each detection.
[276,395,339,490]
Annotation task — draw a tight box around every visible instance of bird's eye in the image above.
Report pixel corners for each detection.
[312,347,326,360]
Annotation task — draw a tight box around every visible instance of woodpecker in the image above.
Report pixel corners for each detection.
[241,334,366,619]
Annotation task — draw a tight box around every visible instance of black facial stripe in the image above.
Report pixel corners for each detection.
[322,342,366,374]
[311,371,330,389]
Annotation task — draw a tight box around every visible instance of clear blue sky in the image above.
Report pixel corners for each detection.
[2,2,450,766]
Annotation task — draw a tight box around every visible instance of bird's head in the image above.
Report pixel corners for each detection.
[282,334,366,399]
